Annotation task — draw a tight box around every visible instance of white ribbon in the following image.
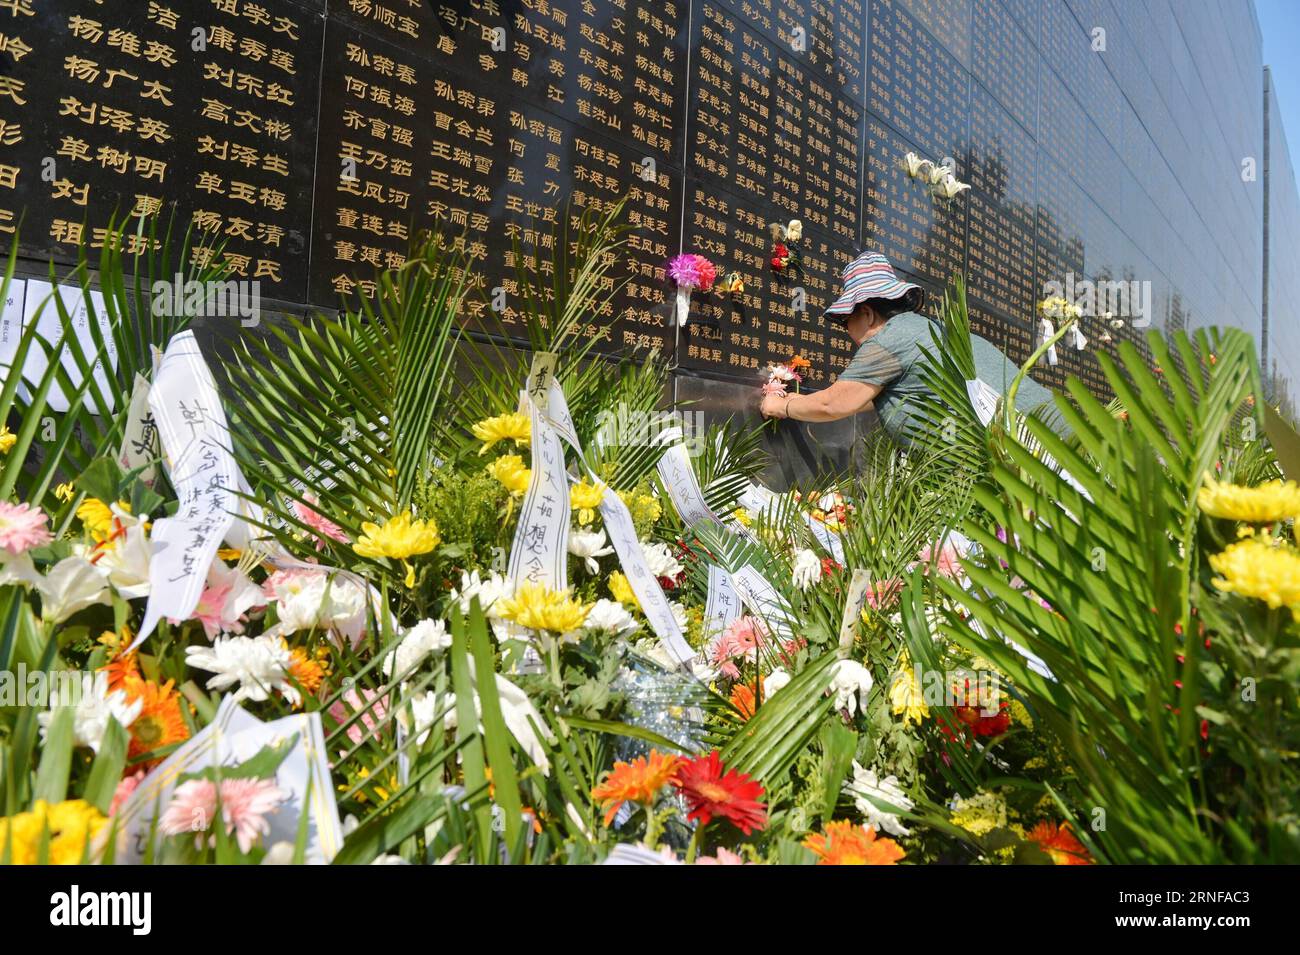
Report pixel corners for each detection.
[838,568,873,655]
[117,372,159,486]
[703,563,741,653]
[530,357,694,664]
[114,699,343,863]
[1068,321,1087,350]
[133,332,243,648]
[506,389,570,592]
[965,378,1002,426]
[1039,317,1059,365]
[729,565,795,639]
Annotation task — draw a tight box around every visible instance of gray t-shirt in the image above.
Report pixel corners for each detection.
[838,311,1058,445]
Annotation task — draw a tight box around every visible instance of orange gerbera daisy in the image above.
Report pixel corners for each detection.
[729,682,758,720]
[789,354,811,372]
[99,651,140,694]
[1026,820,1093,865]
[287,646,328,699]
[591,750,683,825]
[804,821,906,865]
[121,676,190,763]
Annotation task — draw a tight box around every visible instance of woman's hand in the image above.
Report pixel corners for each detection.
[760,392,788,419]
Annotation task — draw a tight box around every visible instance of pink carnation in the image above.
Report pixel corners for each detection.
[0,501,53,555]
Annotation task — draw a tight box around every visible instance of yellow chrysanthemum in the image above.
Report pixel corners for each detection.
[888,652,929,725]
[1209,538,1300,620]
[353,512,441,587]
[495,581,591,633]
[0,424,15,454]
[0,799,106,865]
[472,411,531,454]
[54,482,76,503]
[609,570,640,609]
[287,645,328,699]
[570,478,605,525]
[1198,475,1300,523]
[487,453,531,497]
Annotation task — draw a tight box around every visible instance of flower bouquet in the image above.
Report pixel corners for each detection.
[667,252,718,326]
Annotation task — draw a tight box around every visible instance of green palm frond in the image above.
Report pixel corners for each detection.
[223,235,467,567]
[909,327,1263,863]
[2,215,228,510]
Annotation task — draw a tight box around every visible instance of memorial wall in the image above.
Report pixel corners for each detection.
[0,0,1285,423]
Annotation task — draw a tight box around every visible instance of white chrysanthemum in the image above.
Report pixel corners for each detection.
[669,602,688,630]
[383,618,451,678]
[791,548,822,590]
[449,568,511,618]
[641,541,683,580]
[764,667,792,697]
[265,568,366,642]
[582,598,638,635]
[568,529,614,574]
[829,658,874,717]
[846,761,913,836]
[406,690,458,747]
[186,635,297,705]
[38,677,142,753]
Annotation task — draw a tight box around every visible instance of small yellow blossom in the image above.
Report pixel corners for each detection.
[609,570,640,609]
[496,582,591,633]
[1198,475,1300,523]
[1209,538,1300,620]
[732,507,753,528]
[950,791,1007,836]
[487,453,531,497]
[54,483,76,503]
[472,411,531,454]
[620,489,662,525]
[888,652,929,725]
[0,424,15,454]
[570,478,605,525]
[353,512,441,588]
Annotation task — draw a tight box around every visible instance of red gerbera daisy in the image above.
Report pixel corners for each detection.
[672,750,767,835]
[1026,820,1093,865]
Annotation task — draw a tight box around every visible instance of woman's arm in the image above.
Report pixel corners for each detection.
[760,378,880,422]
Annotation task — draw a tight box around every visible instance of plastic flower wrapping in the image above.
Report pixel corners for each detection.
[0,212,1294,870]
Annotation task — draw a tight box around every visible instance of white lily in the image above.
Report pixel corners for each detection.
[36,556,110,624]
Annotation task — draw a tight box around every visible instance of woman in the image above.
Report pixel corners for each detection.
[760,251,1057,445]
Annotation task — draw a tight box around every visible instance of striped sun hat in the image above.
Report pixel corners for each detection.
[823,251,924,319]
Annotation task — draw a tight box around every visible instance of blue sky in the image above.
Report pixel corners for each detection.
[1257,0,1300,164]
